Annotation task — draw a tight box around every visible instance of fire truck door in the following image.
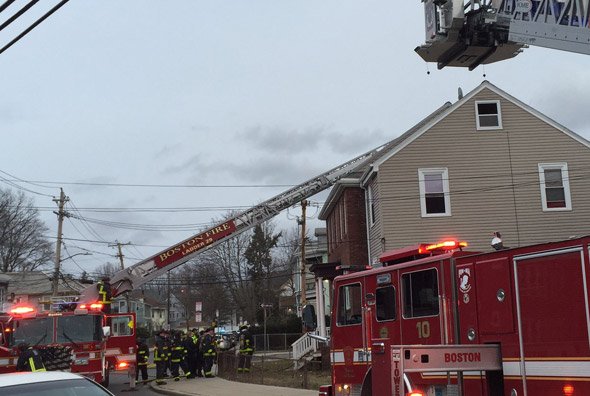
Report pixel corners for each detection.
[513,248,590,395]
[398,266,444,345]
[105,313,136,371]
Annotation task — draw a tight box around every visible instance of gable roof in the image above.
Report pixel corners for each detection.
[319,101,453,219]
[360,80,590,185]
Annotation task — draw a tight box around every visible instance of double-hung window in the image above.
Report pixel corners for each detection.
[418,168,451,217]
[475,100,502,130]
[538,163,572,211]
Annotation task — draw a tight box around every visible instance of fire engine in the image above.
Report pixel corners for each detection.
[322,236,590,396]
[0,302,136,386]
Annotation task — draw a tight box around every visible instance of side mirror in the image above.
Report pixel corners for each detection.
[302,304,317,332]
[102,326,111,338]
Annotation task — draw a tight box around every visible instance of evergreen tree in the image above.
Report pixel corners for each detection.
[244,224,281,323]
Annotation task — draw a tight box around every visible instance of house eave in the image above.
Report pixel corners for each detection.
[318,178,361,220]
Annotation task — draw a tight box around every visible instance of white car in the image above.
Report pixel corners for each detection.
[0,371,114,396]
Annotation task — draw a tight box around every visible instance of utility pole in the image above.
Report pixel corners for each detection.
[167,271,171,329]
[52,188,69,297]
[111,241,131,312]
[300,200,308,307]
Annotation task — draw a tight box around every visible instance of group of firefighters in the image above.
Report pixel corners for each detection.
[97,277,256,385]
[139,324,254,385]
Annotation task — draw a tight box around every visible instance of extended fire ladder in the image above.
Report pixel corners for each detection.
[80,142,390,301]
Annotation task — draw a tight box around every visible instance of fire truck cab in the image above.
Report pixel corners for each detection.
[325,236,590,396]
[0,302,136,386]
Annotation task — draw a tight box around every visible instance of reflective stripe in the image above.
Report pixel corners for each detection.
[29,357,46,372]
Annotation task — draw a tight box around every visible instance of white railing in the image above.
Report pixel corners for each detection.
[291,332,319,362]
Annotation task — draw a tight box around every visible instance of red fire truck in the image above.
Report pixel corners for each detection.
[0,301,136,386]
[322,236,590,396]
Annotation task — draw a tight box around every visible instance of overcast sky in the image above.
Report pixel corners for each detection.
[2,1,590,277]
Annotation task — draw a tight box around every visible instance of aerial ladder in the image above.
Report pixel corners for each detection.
[416,0,590,70]
[79,142,391,301]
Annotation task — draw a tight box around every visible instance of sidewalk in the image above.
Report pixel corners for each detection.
[150,377,317,396]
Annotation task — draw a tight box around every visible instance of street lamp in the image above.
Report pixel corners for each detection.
[261,303,272,352]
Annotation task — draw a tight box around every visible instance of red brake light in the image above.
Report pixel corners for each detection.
[117,361,129,370]
[563,385,574,395]
[10,306,35,315]
[407,392,425,396]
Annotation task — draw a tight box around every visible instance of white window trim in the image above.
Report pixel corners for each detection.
[418,168,451,217]
[538,162,572,211]
[475,100,503,130]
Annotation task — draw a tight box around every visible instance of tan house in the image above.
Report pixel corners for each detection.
[320,81,590,266]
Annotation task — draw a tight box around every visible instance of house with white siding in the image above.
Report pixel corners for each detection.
[320,81,590,266]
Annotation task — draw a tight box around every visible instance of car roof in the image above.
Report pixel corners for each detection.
[0,371,87,387]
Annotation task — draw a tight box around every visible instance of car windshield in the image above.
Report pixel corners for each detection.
[12,318,52,346]
[2,378,112,396]
[56,315,102,343]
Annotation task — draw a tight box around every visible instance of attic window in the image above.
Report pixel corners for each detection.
[475,100,502,130]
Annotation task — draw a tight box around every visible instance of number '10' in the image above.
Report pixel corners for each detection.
[416,321,430,338]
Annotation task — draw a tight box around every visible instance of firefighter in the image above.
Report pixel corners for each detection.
[154,329,170,385]
[183,329,198,379]
[200,327,216,378]
[97,277,112,314]
[16,343,46,372]
[195,329,205,377]
[136,338,149,382]
[170,331,191,381]
[185,328,199,378]
[237,324,254,373]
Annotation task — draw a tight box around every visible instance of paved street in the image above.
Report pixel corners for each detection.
[108,369,160,396]
[150,376,317,396]
[105,366,317,396]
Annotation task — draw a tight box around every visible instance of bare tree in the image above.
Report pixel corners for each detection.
[274,226,301,297]
[0,189,53,272]
[172,261,232,326]
[93,262,119,280]
[205,230,257,324]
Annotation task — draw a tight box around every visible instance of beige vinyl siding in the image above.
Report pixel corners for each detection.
[377,88,590,253]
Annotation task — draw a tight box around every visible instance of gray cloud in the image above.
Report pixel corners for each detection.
[237,124,388,156]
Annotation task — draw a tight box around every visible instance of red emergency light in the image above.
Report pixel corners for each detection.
[563,385,574,395]
[78,302,103,311]
[418,240,467,254]
[407,391,425,396]
[10,306,36,315]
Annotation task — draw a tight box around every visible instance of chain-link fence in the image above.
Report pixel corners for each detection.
[216,347,330,390]
[251,333,302,352]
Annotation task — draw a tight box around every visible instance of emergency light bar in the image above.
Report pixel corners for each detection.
[78,302,103,311]
[418,240,467,254]
[380,239,468,266]
[10,306,35,315]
